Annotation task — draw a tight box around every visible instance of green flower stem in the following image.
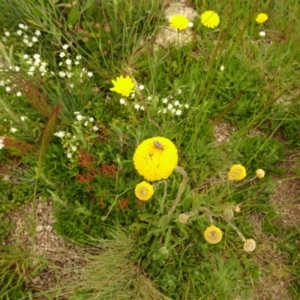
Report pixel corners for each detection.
[153,180,168,214]
[220,215,246,242]
[166,166,188,219]
[197,207,214,223]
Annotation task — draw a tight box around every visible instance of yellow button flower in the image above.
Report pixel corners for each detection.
[135,181,154,201]
[227,164,246,181]
[110,75,135,97]
[204,225,223,244]
[200,10,220,28]
[133,136,178,181]
[169,14,189,31]
[256,13,269,24]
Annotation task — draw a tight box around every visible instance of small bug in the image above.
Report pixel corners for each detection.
[153,140,164,150]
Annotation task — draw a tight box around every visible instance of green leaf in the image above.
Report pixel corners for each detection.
[67,8,79,26]
[36,104,60,178]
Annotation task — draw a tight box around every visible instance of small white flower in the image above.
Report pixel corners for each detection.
[67,72,72,78]
[119,98,126,105]
[33,54,40,60]
[220,65,225,71]
[65,59,72,65]
[16,30,23,35]
[69,83,74,88]
[15,66,20,72]
[259,31,266,37]
[84,121,88,126]
[4,31,10,37]
[177,88,182,94]
[35,30,41,36]
[171,108,176,114]
[76,54,82,60]
[59,71,66,77]
[29,66,35,72]
[5,87,11,92]
[134,103,140,110]
[2,37,7,42]
[20,116,27,121]
[130,93,136,98]
[138,84,145,91]
[16,92,22,97]
[71,145,77,152]
[27,71,34,76]
[62,44,69,50]
[74,111,80,115]
[175,109,182,116]
[10,127,17,133]
[140,105,145,110]
[54,131,66,138]
[23,38,29,44]
[27,42,33,47]
[32,36,38,42]
[76,115,83,121]
[67,152,72,159]
[167,103,173,110]
[188,22,193,28]
[87,71,93,77]
[92,125,98,131]
[147,96,152,101]
[174,100,180,106]
[162,108,167,114]
[74,61,80,65]
[23,54,29,59]
[19,23,25,29]
[89,117,94,122]
[162,98,168,103]
[59,52,66,58]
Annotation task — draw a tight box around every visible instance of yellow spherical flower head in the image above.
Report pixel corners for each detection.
[135,181,154,201]
[169,14,189,31]
[110,75,135,97]
[200,10,220,28]
[133,137,178,182]
[204,225,223,244]
[256,13,269,24]
[227,164,246,181]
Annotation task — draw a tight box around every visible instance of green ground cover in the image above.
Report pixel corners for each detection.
[0,0,299,299]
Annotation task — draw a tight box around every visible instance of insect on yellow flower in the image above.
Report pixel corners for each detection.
[133,136,178,181]
[200,10,220,28]
[227,164,246,181]
[255,13,269,24]
[204,225,223,244]
[110,75,135,97]
[169,14,189,31]
[135,181,154,201]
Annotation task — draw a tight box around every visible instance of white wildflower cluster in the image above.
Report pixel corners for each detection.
[14,24,40,48]
[57,46,93,88]
[24,53,48,76]
[118,85,189,116]
[54,112,98,161]
[157,89,189,116]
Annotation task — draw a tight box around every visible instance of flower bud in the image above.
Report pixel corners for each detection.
[223,208,234,221]
[178,213,190,224]
[243,239,256,252]
[256,169,265,178]
[234,205,241,213]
